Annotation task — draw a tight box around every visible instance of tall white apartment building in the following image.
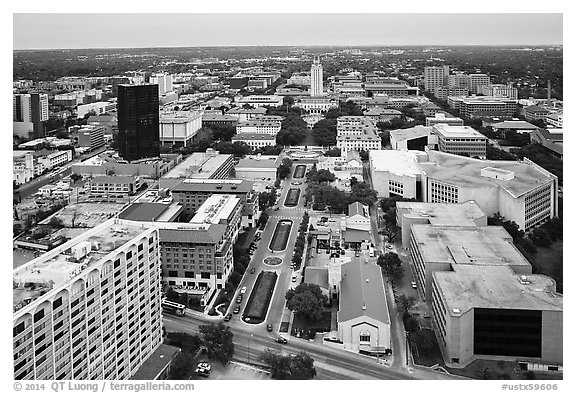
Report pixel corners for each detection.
[424,66,449,92]
[13,93,49,138]
[468,74,491,94]
[150,73,173,95]
[310,57,324,97]
[13,219,163,380]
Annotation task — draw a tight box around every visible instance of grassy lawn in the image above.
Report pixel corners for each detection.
[529,240,563,293]
[291,310,332,338]
[243,271,277,323]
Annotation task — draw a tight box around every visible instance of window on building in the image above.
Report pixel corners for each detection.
[359,331,370,343]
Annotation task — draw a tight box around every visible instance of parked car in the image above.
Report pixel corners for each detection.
[274,206,279,211]
[355,251,360,257]
[411,281,417,289]
[195,362,211,377]
[236,294,243,303]
[250,267,256,274]
[276,336,288,344]
[233,306,240,314]
[240,286,247,294]
[340,249,345,255]
[224,313,232,322]
[267,323,273,332]
[291,275,297,283]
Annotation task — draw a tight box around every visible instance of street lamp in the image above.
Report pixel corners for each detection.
[248,333,253,364]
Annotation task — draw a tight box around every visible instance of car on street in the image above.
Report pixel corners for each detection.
[196,362,211,377]
[291,275,297,283]
[274,206,279,211]
[236,294,243,303]
[267,323,273,332]
[233,306,241,314]
[291,181,302,185]
[276,336,288,344]
[240,286,247,294]
[386,244,393,250]
[411,281,417,289]
[224,313,232,322]
[340,249,345,255]
[355,251,360,257]
[250,267,256,274]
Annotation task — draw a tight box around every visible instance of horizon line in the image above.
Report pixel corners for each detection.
[13,43,564,51]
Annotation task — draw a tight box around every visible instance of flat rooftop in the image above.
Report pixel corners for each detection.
[410,225,531,269]
[390,126,432,142]
[130,344,181,380]
[172,178,253,193]
[369,149,426,177]
[420,150,556,198]
[160,111,202,123]
[433,124,487,138]
[190,194,240,224]
[39,202,122,227]
[232,133,277,141]
[433,265,562,316]
[162,152,232,179]
[14,219,151,312]
[397,201,486,227]
[236,156,280,168]
[119,202,183,222]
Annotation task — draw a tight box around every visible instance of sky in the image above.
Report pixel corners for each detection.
[13,13,563,50]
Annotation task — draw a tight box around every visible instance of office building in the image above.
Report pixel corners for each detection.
[434,87,469,101]
[13,219,163,380]
[226,107,267,122]
[390,126,437,151]
[467,74,491,94]
[425,112,464,127]
[478,84,518,100]
[524,105,550,121]
[159,149,234,189]
[424,66,449,92]
[530,129,563,160]
[150,73,173,95]
[310,57,324,97]
[487,120,540,136]
[364,80,419,97]
[231,133,277,149]
[13,151,36,185]
[117,84,160,162]
[447,96,517,119]
[431,265,562,368]
[159,111,203,147]
[171,179,259,228]
[235,95,284,108]
[33,149,73,171]
[369,149,427,199]
[78,124,106,151]
[77,102,116,118]
[396,201,487,248]
[236,119,282,136]
[89,175,140,202]
[201,114,239,128]
[336,116,381,155]
[234,155,280,181]
[189,194,242,245]
[546,112,563,128]
[420,150,558,230]
[13,93,49,139]
[294,97,338,114]
[409,225,532,302]
[432,124,487,158]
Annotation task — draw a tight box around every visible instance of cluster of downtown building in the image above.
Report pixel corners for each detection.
[13,53,562,378]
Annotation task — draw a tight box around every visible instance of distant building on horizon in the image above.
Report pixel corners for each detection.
[117,84,160,162]
[13,93,49,139]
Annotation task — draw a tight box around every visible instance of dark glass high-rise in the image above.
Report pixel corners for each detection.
[117,84,160,162]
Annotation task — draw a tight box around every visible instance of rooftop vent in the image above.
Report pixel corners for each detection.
[362,304,366,310]
[452,308,461,314]
[481,167,515,181]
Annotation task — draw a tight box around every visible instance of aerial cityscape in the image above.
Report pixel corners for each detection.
[12,12,563,384]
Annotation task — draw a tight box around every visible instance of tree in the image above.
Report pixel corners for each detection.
[277,157,293,179]
[165,332,203,354]
[258,211,269,229]
[487,214,524,241]
[70,173,82,183]
[396,294,417,320]
[259,350,316,380]
[48,217,64,229]
[285,283,328,321]
[306,167,336,183]
[323,148,341,157]
[528,227,553,247]
[411,330,435,355]
[199,322,235,365]
[210,124,236,142]
[167,352,195,380]
[377,252,404,283]
[228,271,242,287]
[349,180,378,206]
